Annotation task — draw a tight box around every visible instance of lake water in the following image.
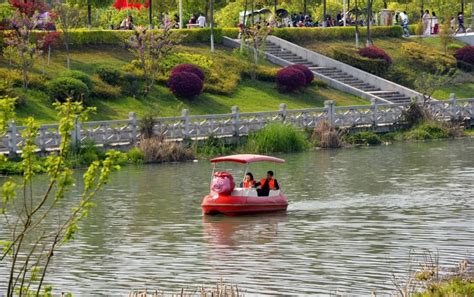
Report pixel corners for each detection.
[1,139,473,295]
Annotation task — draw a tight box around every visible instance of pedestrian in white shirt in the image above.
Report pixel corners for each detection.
[197,13,206,28]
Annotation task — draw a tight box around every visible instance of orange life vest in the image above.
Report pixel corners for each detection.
[260,178,276,190]
[243,180,255,188]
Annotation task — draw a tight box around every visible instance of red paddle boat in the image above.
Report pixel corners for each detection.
[201,154,288,216]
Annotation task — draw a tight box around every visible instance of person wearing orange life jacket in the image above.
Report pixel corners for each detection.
[241,172,256,188]
[255,171,280,196]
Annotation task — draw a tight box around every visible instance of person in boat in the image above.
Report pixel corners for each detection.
[241,172,256,188]
[255,171,280,196]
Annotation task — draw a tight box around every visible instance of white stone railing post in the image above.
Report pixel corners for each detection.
[324,100,335,126]
[129,112,137,145]
[279,103,287,122]
[8,121,17,157]
[449,93,458,121]
[231,106,240,137]
[39,127,46,152]
[71,117,81,147]
[181,109,190,140]
[371,98,378,126]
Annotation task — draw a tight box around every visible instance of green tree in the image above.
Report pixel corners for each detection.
[128,25,181,96]
[0,99,121,297]
[67,0,114,29]
[54,3,81,69]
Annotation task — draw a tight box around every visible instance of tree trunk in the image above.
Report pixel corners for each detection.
[355,0,360,48]
[304,0,307,15]
[149,0,153,28]
[241,0,249,52]
[274,0,277,14]
[323,0,327,26]
[210,0,214,52]
[87,2,91,30]
[366,0,372,46]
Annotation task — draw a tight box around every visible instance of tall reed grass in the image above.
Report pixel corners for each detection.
[245,123,308,153]
[138,138,194,163]
[311,121,344,148]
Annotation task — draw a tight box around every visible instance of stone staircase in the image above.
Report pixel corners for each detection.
[264,41,412,104]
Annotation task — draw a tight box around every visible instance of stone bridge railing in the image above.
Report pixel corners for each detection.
[1,95,473,155]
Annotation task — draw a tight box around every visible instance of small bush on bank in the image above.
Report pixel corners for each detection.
[59,70,93,89]
[171,64,205,81]
[127,147,145,164]
[246,123,308,153]
[358,46,392,65]
[289,64,314,86]
[345,131,382,145]
[47,77,90,102]
[333,47,391,75]
[401,43,456,73]
[96,66,121,85]
[405,122,449,140]
[168,71,204,98]
[195,135,235,157]
[276,67,306,92]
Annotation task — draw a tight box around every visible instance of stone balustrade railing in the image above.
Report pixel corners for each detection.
[1,95,473,156]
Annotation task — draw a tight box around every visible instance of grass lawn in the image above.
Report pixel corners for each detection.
[3,45,368,124]
[298,36,473,99]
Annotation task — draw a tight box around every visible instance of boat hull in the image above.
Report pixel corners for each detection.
[201,193,288,216]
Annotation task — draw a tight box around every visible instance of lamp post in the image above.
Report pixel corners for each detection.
[179,0,183,29]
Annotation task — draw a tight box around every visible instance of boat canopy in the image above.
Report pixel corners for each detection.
[210,154,285,164]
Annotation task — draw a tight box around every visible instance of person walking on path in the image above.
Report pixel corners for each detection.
[456,12,465,33]
[422,10,431,36]
[399,11,410,37]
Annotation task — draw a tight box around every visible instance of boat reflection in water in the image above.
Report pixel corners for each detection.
[202,212,288,247]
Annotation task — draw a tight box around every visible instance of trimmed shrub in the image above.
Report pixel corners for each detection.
[168,71,204,98]
[171,64,205,81]
[122,72,140,97]
[276,67,306,92]
[333,47,390,75]
[59,70,93,89]
[289,64,314,86]
[246,123,308,153]
[96,66,121,85]
[401,43,456,73]
[358,46,392,65]
[454,46,474,72]
[241,65,279,82]
[90,75,121,100]
[47,77,89,102]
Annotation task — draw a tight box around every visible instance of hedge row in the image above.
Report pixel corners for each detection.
[333,47,390,75]
[0,26,405,47]
[223,26,403,41]
[0,28,224,46]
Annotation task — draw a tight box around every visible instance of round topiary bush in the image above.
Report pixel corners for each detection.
[454,46,474,71]
[168,72,204,98]
[358,46,392,65]
[289,64,314,86]
[276,67,306,92]
[47,77,90,102]
[171,64,205,82]
[96,66,121,85]
[59,70,93,89]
